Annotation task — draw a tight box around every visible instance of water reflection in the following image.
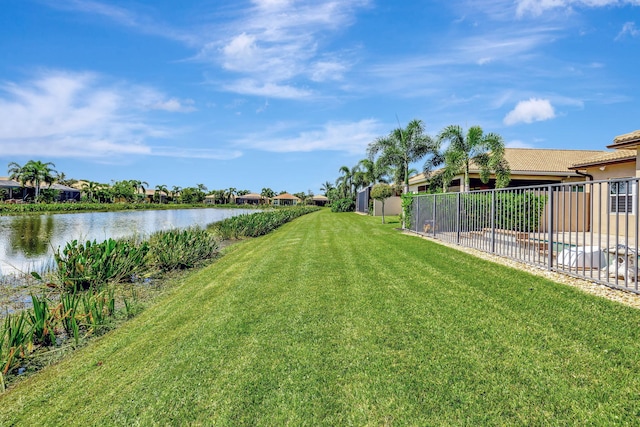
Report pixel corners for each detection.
[9,215,55,256]
[0,208,255,276]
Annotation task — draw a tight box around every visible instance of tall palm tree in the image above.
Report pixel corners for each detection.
[81,180,101,202]
[336,165,354,199]
[9,160,57,200]
[438,125,510,192]
[358,157,389,187]
[170,186,182,203]
[367,119,437,193]
[154,184,169,203]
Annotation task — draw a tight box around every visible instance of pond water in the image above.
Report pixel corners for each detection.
[0,208,255,277]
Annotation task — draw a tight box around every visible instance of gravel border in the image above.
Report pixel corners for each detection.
[403,230,640,309]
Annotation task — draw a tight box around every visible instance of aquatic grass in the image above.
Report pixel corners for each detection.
[80,287,117,336]
[208,206,320,240]
[1,312,30,377]
[0,202,235,215]
[58,292,81,346]
[148,227,219,271]
[27,294,55,347]
[55,238,150,291]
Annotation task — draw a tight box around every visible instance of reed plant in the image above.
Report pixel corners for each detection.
[55,238,149,291]
[80,288,116,336]
[1,312,29,377]
[148,227,219,271]
[58,292,81,346]
[27,294,55,347]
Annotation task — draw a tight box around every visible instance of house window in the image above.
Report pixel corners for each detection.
[610,180,636,214]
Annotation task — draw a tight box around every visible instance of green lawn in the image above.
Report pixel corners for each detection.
[2,210,640,425]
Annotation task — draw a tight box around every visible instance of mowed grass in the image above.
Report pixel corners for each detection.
[2,210,640,425]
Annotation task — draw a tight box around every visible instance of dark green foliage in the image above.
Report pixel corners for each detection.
[405,191,548,232]
[2,312,29,376]
[330,198,355,212]
[0,202,212,215]
[209,206,320,239]
[148,227,219,271]
[27,294,55,347]
[59,292,81,346]
[55,238,149,291]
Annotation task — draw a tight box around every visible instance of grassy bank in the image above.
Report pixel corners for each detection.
[1,210,640,424]
[0,202,247,215]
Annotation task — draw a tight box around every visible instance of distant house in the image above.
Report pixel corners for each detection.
[272,193,300,206]
[408,148,610,193]
[236,193,268,205]
[204,194,217,205]
[50,183,81,202]
[0,177,24,200]
[311,195,329,206]
[0,177,80,201]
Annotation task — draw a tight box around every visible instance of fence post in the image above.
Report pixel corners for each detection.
[415,195,420,233]
[547,185,554,270]
[433,194,437,237]
[491,190,496,254]
[456,192,461,244]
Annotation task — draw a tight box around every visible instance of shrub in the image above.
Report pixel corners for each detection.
[330,198,355,212]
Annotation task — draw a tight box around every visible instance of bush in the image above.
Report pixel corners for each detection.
[331,198,355,212]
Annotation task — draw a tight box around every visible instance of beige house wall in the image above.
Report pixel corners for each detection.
[581,162,637,237]
[372,196,402,217]
[540,192,590,233]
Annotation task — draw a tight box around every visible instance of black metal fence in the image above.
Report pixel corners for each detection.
[406,179,640,293]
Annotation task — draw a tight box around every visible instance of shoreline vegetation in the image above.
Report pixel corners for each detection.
[0,202,250,216]
[0,206,320,392]
[2,210,640,424]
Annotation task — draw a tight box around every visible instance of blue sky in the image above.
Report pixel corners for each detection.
[1,0,639,194]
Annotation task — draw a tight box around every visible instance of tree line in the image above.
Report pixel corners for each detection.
[323,120,511,211]
[4,160,318,205]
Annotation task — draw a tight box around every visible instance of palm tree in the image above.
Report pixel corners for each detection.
[154,185,169,203]
[335,165,354,199]
[9,160,58,201]
[438,125,510,192]
[225,187,237,204]
[358,157,389,187]
[367,119,437,193]
[81,180,102,202]
[170,186,182,203]
[320,181,334,196]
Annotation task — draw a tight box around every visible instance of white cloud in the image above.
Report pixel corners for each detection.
[616,22,640,40]
[0,71,206,158]
[516,0,640,16]
[505,139,535,148]
[223,79,313,99]
[198,0,369,97]
[149,98,196,112]
[503,98,556,125]
[234,119,382,154]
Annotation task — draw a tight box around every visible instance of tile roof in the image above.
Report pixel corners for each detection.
[237,193,265,199]
[612,129,640,145]
[569,149,637,168]
[273,193,300,200]
[409,148,609,184]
